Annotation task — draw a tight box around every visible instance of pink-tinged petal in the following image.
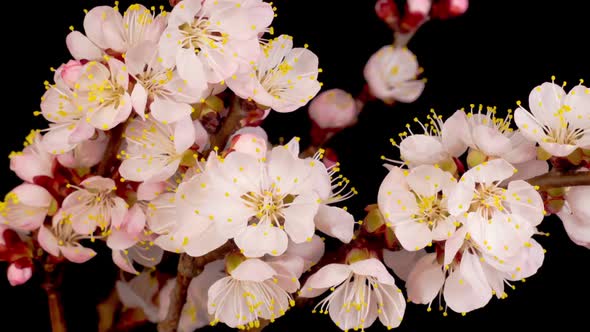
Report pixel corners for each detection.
[83,6,118,49]
[234,224,288,257]
[299,263,351,297]
[230,258,276,282]
[110,197,129,230]
[281,193,319,244]
[507,160,549,182]
[502,132,537,164]
[285,235,325,271]
[12,183,53,207]
[444,226,467,266]
[508,239,545,280]
[349,258,396,285]
[442,110,469,157]
[61,244,96,263]
[151,98,194,124]
[41,125,77,154]
[514,107,546,143]
[406,253,444,304]
[101,19,125,52]
[464,158,515,184]
[557,207,590,247]
[566,186,590,220]
[379,189,419,225]
[184,222,229,257]
[395,221,431,251]
[506,180,544,226]
[180,260,225,329]
[81,176,116,191]
[176,48,208,91]
[314,205,354,243]
[399,135,446,165]
[564,85,590,128]
[539,141,578,157]
[443,266,492,313]
[137,182,167,201]
[131,84,148,119]
[10,152,54,183]
[383,248,427,282]
[431,216,456,241]
[38,226,60,257]
[173,117,196,153]
[129,245,163,268]
[107,229,138,250]
[459,252,492,295]
[528,82,565,128]
[266,255,305,293]
[472,125,512,157]
[169,0,202,25]
[376,283,406,329]
[112,250,139,274]
[116,273,159,320]
[66,31,102,60]
[448,176,475,216]
[69,121,95,144]
[193,120,209,152]
[7,264,33,286]
[407,165,449,197]
[123,205,146,235]
[390,80,425,103]
[378,167,409,200]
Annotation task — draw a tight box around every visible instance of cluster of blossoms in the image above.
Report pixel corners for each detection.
[3,0,588,332]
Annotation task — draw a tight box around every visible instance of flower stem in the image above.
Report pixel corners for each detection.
[42,263,66,332]
[526,171,590,189]
[97,123,127,177]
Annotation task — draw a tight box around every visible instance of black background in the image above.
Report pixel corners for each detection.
[1,0,589,331]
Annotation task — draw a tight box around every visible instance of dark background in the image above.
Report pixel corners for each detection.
[1,0,589,331]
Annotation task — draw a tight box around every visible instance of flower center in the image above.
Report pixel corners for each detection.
[471,184,507,218]
[243,190,294,226]
[179,18,227,53]
[414,194,449,229]
[137,68,174,96]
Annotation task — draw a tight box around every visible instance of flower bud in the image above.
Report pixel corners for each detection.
[229,133,268,160]
[466,149,487,168]
[401,0,432,32]
[439,158,458,176]
[431,0,469,19]
[375,0,400,29]
[308,89,358,129]
[7,263,32,286]
[60,60,83,89]
[364,205,386,233]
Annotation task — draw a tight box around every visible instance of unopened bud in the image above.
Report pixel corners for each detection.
[431,0,469,19]
[7,263,32,286]
[439,158,458,176]
[229,133,268,159]
[60,60,83,89]
[364,206,386,233]
[309,89,358,129]
[466,149,487,168]
[375,0,400,29]
[546,187,566,198]
[400,0,432,32]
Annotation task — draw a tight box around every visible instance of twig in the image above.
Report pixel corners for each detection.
[42,262,66,332]
[526,171,590,189]
[97,123,127,177]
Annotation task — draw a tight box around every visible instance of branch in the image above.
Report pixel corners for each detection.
[42,262,66,332]
[526,171,590,189]
[157,243,234,332]
[97,123,127,177]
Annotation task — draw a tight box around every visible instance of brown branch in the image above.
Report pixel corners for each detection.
[42,262,66,332]
[157,243,234,332]
[208,97,246,151]
[97,123,127,177]
[526,171,590,189]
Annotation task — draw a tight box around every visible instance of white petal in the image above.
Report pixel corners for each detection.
[234,224,288,257]
[66,31,103,61]
[383,248,427,282]
[299,263,351,297]
[313,205,354,243]
[406,253,445,304]
[349,258,396,285]
[395,221,431,251]
[230,258,276,282]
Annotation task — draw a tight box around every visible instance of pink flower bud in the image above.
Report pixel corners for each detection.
[375,0,400,29]
[60,60,83,89]
[7,263,32,286]
[401,0,432,32]
[230,133,268,160]
[432,0,469,19]
[308,89,358,129]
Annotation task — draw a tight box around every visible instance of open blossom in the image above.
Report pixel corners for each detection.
[556,186,590,248]
[174,138,351,257]
[38,216,96,263]
[0,184,54,232]
[159,0,273,86]
[364,45,425,103]
[448,159,544,260]
[300,257,406,331]
[119,116,197,183]
[126,41,207,123]
[308,89,358,129]
[9,130,55,182]
[514,80,590,157]
[58,176,128,235]
[67,4,167,60]
[378,165,458,251]
[227,34,321,113]
[406,227,544,314]
[207,258,297,328]
[57,131,108,169]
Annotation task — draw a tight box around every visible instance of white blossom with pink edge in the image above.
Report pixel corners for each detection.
[299,258,406,331]
[514,80,590,157]
[406,226,544,314]
[159,0,273,86]
[58,176,128,235]
[119,116,197,183]
[37,216,96,264]
[125,41,207,123]
[66,4,167,61]
[227,34,321,113]
[448,159,545,260]
[6,264,33,286]
[9,130,55,183]
[228,127,269,160]
[364,45,425,104]
[556,186,590,248]
[378,165,458,251]
[308,89,358,129]
[0,184,55,232]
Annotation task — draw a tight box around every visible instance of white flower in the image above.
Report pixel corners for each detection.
[378,165,458,251]
[116,272,162,322]
[556,186,590,248]
[364,45,425,103]
[9,130,55,183]
[0,184,54,232]
[207,258,295,328]
[227,35,321,113]
[119,116,196,183]
[448,159,544,260]
[66,4,167,60]
[158,0,274,86]
[126,41,207,123]
[38,215,97,264]
[299,258,406,331]
[58,176,128,235]
[514,80,590,157]
[308,89,358,129]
